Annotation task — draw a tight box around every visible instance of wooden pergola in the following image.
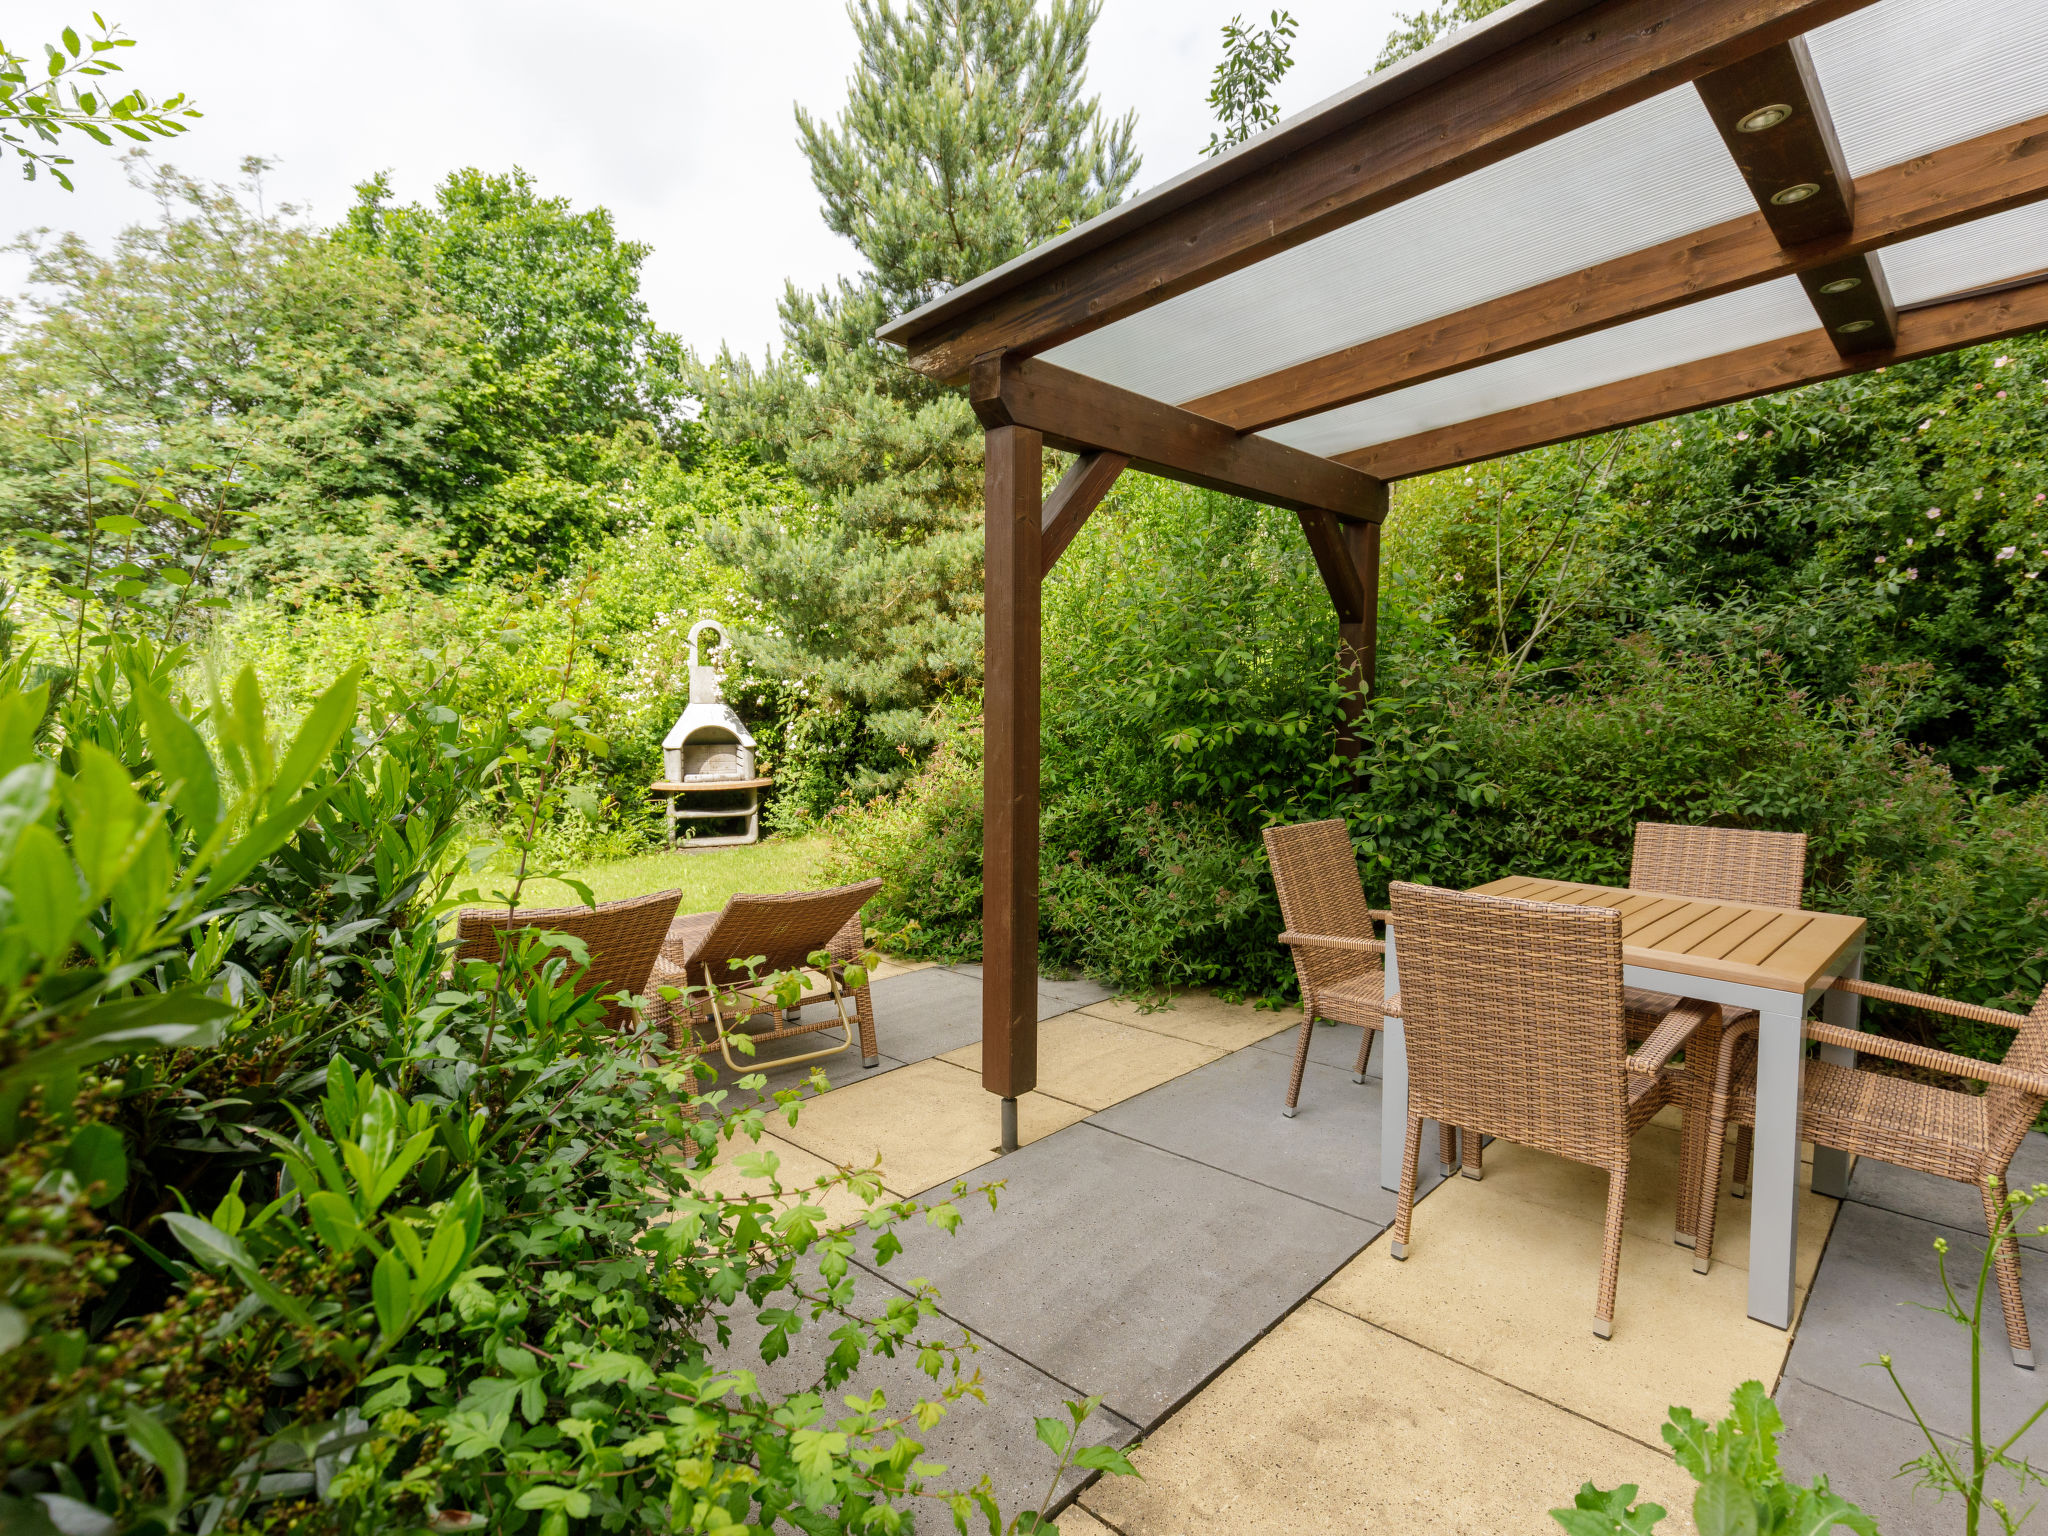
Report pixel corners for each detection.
[876,0,2048,1161]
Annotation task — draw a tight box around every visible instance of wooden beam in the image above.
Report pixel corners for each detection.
[982,425,1042,1114]
[892,0,1875,380]
[1337,277,2048,480]
[1185,111,2048,431]
[1694,39,1853,246]
[1296,504,1385,757]
[1040,451,1127,577]
[970,353,1384,523]
[1695,37,1898,353]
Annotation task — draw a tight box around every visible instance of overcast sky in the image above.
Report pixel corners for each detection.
[3,0,1411,363]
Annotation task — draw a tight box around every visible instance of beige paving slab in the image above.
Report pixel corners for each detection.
[1475,1125,1837,1283]
[684,1127,887,1232]
[940,1010,1222,1112]
[1316,1163,1816,1448]
[1081,1299,1696,1535]
[867,955,937,981]
[1047,1506,1118,1535]
[773,1057,1089,1197]
[1076,989,1290,1054]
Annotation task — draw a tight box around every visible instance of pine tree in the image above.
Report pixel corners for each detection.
[693,0,1137,803]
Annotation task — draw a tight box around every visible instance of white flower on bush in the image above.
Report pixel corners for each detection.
[1997,547,2019,561]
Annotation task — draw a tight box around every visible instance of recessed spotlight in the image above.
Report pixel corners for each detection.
[1818,276,1864,294]
[1771,183,1822,205]
[1837,319,1876,334]
[1738,103,1794,133]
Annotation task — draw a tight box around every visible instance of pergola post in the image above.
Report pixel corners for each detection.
[1338,514,1383,753]
[983,422,1043,1152]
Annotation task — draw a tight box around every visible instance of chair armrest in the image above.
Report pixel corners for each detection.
[1625,999,1713,1076]
[1803,1022,2048,1096]
[1380,990,1403,1019]
[1278,930,1385,956]
[1828,976,2029,1029]
[1369,909,1391,924]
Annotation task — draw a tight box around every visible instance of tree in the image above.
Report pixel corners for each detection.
[1203,10,1299,156]
[693,0,1139,805]
[1375,0,1511,71]
[0,15,197,188]
[1,156,473,603]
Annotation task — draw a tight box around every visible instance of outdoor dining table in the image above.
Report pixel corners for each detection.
[1376,876,1867,1330]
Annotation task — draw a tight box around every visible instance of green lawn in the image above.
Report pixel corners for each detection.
[490,835,836,916]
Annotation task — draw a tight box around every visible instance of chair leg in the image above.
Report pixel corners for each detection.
[1462,1129,1484,1181]
[1390,1114,1424,1259]
[1673,1013,1724,1247]
[1731,1123,1753,1198]
[1439,1121,1461,1176]
[1594,1163,1630,1339]
[1694,1117,1735,1277]
[1352,1023,1375,1085]
[853,982,880,1069]
[1283,1013,1314,1117]
[1980,1175,2035,1369]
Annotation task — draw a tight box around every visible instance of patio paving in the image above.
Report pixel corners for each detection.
[712,967,2048,1534]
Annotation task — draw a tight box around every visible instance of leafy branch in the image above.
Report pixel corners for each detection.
[0,14,199,189]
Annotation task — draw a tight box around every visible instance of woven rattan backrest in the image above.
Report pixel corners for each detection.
[1630,823,1807,909]
[1264,819,1377,993]
[687,880,882,989]
[1390,881,1631,1167]
[1984,985,2048,1166]
[455,888,683,1026]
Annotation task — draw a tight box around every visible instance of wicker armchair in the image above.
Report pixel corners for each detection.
[645,880,882,1074]
[454,888,683,1030]
[1691,977,2048,1368]
[1624,823,1809,1241]
[1265,819,1389,1118]
[1386,881,1713,1338]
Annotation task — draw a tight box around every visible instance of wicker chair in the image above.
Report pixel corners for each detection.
[1624,823,1809,1240]
[1691,977,2048,1367]
[645,880,882,1074]
[1265,819,1391,1116]
[1386,881,1714,1338]
[454,888,683,1030]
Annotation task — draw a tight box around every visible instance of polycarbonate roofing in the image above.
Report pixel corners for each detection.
[886,0,2048,475]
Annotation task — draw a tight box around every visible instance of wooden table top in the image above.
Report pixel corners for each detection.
[1468,876,1864,994]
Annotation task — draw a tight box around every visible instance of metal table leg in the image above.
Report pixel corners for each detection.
[1747,990,1807,1329]
[1810,941,1863,1199]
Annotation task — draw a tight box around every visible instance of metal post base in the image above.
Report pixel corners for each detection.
[862,1055,879,1069]
[1000,1097,1019,1154]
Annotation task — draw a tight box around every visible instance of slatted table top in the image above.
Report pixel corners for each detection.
[1468,876,1865,994]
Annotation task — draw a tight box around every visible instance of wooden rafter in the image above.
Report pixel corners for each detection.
[1184,111,2048,432]
[969,353,1385,522]
[885,0,1876,380]
[1040,451,1127,577]
[1335,277,2048,481]
[1694,37,1897,354]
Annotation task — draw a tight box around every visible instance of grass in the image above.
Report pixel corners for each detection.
[490,834,835,915]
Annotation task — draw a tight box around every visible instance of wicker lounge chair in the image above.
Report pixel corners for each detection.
[454,888,684,1029]
[1265,819,1390,1117]
[1624,823,1808,1240]
[645,880,883,1074]
[1385,881,1714,1338]
[1691,977,2048,1367]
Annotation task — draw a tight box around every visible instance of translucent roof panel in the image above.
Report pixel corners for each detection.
[1263,279,1819,458]
[1807,0,2048,179]
[1039,86,1757,406]
[1880,201,2048,307]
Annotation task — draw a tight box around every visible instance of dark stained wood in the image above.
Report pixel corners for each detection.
[1693,39,1853,247]
[982,425,1043,1102]
[971,353,1385,523]
[1184,112,2048,431]
[892,0,1876,380]
[1041,450,1128,577]
[1337,277,2048,480]
[1297,508,1367,623]
[1339,517,1383,756]
[1799,251,1898,353]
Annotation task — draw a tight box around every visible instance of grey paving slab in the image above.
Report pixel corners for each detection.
[1844,1131,2048,1254]
[1776,1377,1996,1536]
[942,964,1110,1020]
[1088,1047,1440,1222]
[860,1120,1377,1429]
[1782,1201,2048,1452]
[1248,1017,1381,1076]
[707,1252,1137,1516]
[864,967,986,1064]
